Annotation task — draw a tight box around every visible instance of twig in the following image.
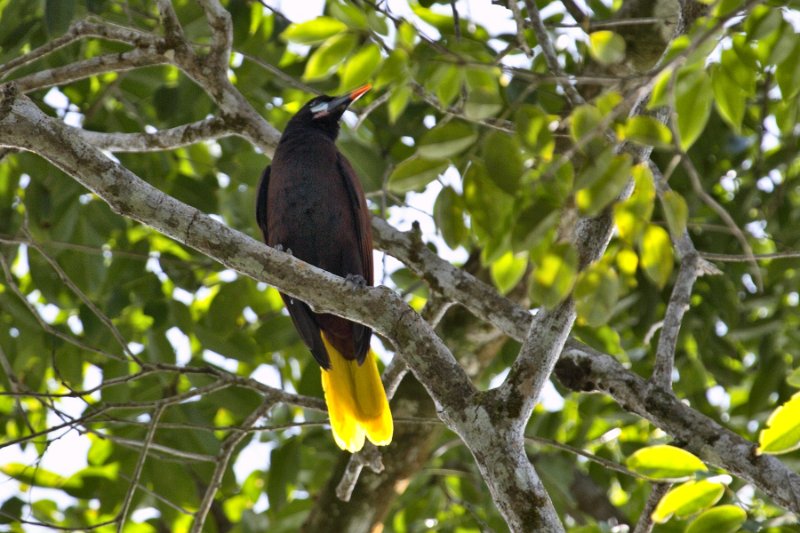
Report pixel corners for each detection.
[701,250,800,262]
[633,483,671,533]
[117,403,166,531]
[190,401,273,533]
[24,232,143,365]
[507,0,532,58]
[11,48,171,93]
[0,19,160,80]
[522,0,584,106]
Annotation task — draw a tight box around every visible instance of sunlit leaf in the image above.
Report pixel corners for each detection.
[529,242,578,309]
[303,33,358,81]
[640,224,674,288]
[589,31,626,65]
[575,153,632,216]
[661,190,688,239]
[339,43,382,92]
[491,251,528,295]
[652,480,725,523]
[618,116,672,148]
[575,262,619,327]
[626,445,707,480]
[758,391,800,455]
[685,505,747,533]
[281,17,348,45]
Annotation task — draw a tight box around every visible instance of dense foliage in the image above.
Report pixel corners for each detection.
[1,0,800,531]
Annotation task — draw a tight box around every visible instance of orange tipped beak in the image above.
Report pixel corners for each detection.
[349,84,372,103]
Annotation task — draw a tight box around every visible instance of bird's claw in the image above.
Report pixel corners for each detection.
[345,273,367,289]
[274,244,293,255]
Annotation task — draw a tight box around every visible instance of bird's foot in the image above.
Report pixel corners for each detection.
[345,273,367,289]
[274,244,293,255]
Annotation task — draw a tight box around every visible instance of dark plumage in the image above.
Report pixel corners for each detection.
[255,85,373,368]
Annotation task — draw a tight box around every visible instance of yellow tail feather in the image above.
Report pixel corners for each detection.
[320,335,393,452]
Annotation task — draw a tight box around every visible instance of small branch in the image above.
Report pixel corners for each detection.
[560,0,589,29]
[507,0,533,58]
[633,483,671,533]
[24,233,142,365]
[11,48,171,94]
[650,253,698,389]
[0,20,160,80]
[75,116,238,152]
[680,152,763,291]
[117,403,166,531]
[190,401,273,533]
[197,0,234,77]
[522,0,584,106]
[701,250,800,262]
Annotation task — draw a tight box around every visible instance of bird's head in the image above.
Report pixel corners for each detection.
[285,84,371,140]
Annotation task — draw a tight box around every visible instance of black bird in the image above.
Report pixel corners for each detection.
[256,85,392,452]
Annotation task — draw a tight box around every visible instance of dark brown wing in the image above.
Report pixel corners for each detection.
[335,153,373,363]
[336,153,373,286]
[255,165,270,242]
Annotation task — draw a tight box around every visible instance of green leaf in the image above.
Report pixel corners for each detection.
[640,224,674,288]
[618,116,672,148]
[685,505,747,533]
[267,439,300,513]
[776,42,800,99]
[758,391,800,455]
[787,367,800,388]
[710,64,746,133]
[387,85,412,124]
[575,262,620,327]
[511,202,561,253]
[589,31,626,65]
[434,186,468,248]
[1,463,82,490]
[661,190,688,239]
[570,104,603,144]
[626,445,707,480]
[720,47,756,97]
[675,68,713,150]
[432,64,464,108]
[375,48,409,89]
[491,251,528,295]
[482,131,523,195]
[328,1,369,30]
[388,156,448,193]
[339,43,382,92]
[575,153,632,217]
[303,33,358,81]
[45,0,75,36]
[648,68,673,110]
[515,105,555,158]
[464,86,502,120]
[418,121,477,159]
[613,163,655,243]
[281,17,348,45]
[529,242,578,309]
[652,480,725,523]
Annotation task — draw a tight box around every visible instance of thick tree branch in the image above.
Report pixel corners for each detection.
[74,116,241,152]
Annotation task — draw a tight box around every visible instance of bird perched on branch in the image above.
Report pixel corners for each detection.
[256,84,393,452]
